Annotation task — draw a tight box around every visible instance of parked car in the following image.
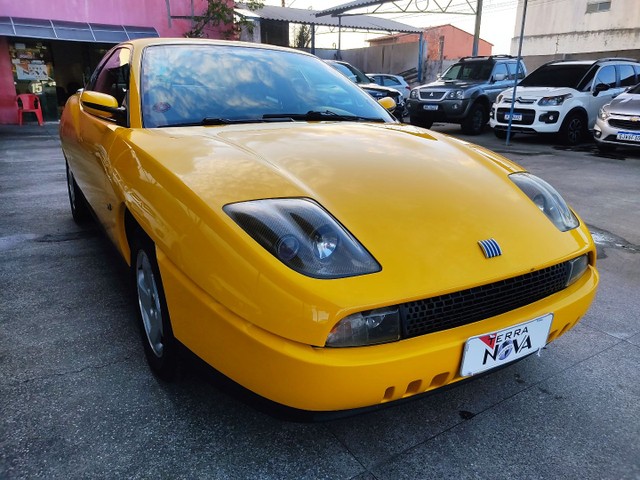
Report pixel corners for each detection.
[325,60,406,119]
[60,38,598,415]
[368,73,411,100]
[593,82,640,151]
[407,55,526,134]
[490,58,640,145]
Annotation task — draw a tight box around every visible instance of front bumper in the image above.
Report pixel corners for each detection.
[408,98,471,122]
[593,115,640,148]
[158,250,599,412]
[490,103,565,134]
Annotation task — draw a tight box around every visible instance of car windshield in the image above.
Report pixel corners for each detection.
[519,64,592,88]
[140,44,392,128]
[441,62,493,81]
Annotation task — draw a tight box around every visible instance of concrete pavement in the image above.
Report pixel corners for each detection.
[1,122,639,479]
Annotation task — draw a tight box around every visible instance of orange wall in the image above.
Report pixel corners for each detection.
[369,25,493,60]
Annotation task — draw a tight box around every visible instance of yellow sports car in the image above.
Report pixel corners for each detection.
[60,38,598,414]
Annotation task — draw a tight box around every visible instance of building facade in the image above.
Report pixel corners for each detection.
[368,25,493,83]
[511,0,640,71]
[0,0,231,124]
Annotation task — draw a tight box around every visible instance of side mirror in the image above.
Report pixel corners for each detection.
[378,96,396,112]
[80,90,126,122]
[593,83,610,96]
[492,73,507,82]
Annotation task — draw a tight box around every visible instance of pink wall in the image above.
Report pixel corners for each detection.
[0,37,18,124]
[0,0,234,38]
[0,0,233,124]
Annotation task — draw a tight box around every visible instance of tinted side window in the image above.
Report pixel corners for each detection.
[594,65,616,89]
[89,47,131,106]
[618,65,637,87]
[493,63,508,79]
[383,77,401,87]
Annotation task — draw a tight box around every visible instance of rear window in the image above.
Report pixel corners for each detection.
[519,64,592,88]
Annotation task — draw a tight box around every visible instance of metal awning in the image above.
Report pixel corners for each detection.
[0,16,159,43]
[239,5,422,33]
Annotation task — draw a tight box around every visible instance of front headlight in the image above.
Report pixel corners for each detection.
[326,306,400,347]
[410,89,419,99]
[598,106,610,120]
[224,198,380,279]
[510,173,579,232]
[446,89,464,100]
[538,94,572,106]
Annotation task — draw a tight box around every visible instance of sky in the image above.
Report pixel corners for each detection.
[262,0,521,54]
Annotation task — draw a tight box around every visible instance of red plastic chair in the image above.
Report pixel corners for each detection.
[16,94,44,126]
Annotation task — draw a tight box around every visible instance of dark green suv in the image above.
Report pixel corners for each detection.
[407,55,526,134]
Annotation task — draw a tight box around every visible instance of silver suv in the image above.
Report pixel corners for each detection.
[407,55,526,134]
[490,58,640,145]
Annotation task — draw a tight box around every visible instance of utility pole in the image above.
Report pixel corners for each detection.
[472,0,483,56]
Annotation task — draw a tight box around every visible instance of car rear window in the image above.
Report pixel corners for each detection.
[519,64,592,88]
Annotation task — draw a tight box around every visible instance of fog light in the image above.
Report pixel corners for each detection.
[594,129,602,138]
[566,254,589,286]
[326,307,400,347]
[539,112,560,124]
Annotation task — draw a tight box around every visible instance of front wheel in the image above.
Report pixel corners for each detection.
[493,129,513,140]
[65,161,90,224]
[461,103,487,135]
[559,112,586,145]
[409,115,433,129]
[132,231,180,380]
[596,142,616,153]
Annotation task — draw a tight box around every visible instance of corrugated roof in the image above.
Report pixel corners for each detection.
[315,0,399,17]
[240,5,421,33]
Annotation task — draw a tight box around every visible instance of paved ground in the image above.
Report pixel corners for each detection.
[1,121,639,479]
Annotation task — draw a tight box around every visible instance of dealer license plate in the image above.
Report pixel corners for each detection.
[616,131,640,142]
[504,113,523,121]
[423,104,438,111]
[460,313,553,377]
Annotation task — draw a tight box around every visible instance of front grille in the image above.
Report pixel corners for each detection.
[400,261,570,338]
[496,108,535,125]
[609,119,640,131]
[419,91,445,100]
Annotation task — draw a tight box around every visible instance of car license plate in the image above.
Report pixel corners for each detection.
[504,113,523,121]
[460,313,553,377]
[423,104,438,111]
[616,131,640,142]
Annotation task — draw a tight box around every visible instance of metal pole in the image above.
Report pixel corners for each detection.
[472,0,483,56]
[506,0,528,146]
[337,16,342,59]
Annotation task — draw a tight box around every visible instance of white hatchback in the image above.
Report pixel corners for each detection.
[490,58,640,145]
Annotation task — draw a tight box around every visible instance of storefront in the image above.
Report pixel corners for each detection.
[0,0,229,124]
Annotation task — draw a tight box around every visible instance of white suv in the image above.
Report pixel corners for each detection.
[490,58,640,144]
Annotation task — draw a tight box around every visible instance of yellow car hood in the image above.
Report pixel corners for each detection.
[125,122,592,343]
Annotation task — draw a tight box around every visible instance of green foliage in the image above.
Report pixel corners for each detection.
[185,0,264,39]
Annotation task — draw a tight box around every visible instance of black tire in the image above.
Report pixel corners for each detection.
[494,129,512,140]
[65,161,91,224]
[461,103,488,135]
[409,115,433,129]
[596,142,616,152]
[131,230,180,380]
[559,112,586,145]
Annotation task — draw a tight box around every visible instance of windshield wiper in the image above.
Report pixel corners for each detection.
[158,117,266,128]
[262,110,386,123]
